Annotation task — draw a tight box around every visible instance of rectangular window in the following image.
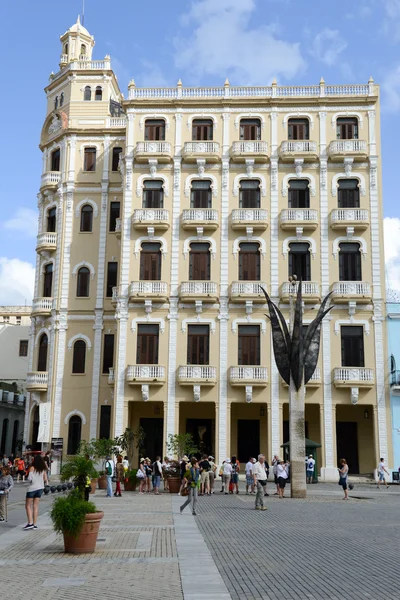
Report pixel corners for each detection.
[341,326,364,367]
[16,316,21,326]
[189,244,210,280]
[136,324,159,364]
[145,120,166,141]
[109,201,120,232]
[336,118,358,140]
[288,180,310,208]
[19,340,28,357]
[99,405,111,439]
[140,243,162,280]
[111,147,122,171]
[106,262,118,297]
[143,181,164,208]
[192,119,213,141]
[289,243,311,281]
[191,181,212,209]
[84,147,96,172]
[288,119,309,140]
[239,243,260,281]
[102,334,114,374]
[239,180,260,208]
[240,119,261,141]
[339,244,361,281]
[338,179,360,208]
[238,325,260,365]
[187,325,209,365]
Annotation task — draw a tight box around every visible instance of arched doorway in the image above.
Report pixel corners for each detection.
[31,405,40,451]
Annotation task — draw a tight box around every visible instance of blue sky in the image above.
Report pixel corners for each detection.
[1,0,400,304]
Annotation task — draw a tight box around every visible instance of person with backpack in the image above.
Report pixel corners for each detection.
[105,456,113,498]
[180,457,200,516]
[152,456,163,495]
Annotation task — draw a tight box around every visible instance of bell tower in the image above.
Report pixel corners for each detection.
[59,15,95,68]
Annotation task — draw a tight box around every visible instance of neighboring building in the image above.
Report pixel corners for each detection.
[26,17,392,478]
[387,300,400,473]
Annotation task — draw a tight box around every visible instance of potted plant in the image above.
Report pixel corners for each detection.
[124,468,138,491]
[90,467,99,494]
[114,426,146,466]
[91,438,116,489]
[166,434,199,493]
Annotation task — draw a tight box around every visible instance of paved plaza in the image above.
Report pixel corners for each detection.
[0,481,399,599]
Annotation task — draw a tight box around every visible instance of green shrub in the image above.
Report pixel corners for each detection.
[127,468,138,483]
[50,489,97,538]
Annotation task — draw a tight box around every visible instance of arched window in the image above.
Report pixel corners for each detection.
[337,117,358,140]
[80,44,87,56]
[37,334,48,372]
[76,267,90,297]
[140,243,162,280]
[239,243,260,281]
[43,264,53,297]
[288,243,311,281]
[54,96,58,110]
[47,207,56,232]
[145,119,166,141]
[72,340,86,373]
[191,180,212,209]
[11,420,19,455]
[240,118,261,141]
[0,418,9,455]
[288,180,309,208]
[95,86,103,101]
[288,118,309,140]
[67,415,82,455]
[391,354,396,374]
[51,148,60,171]
[64,43,68,54]
[84,86,91,101]
[239,180,260,208]
[339,243,361,281]
[338,179,360,208]
[143,180,164,208]
[60,92,64,107]
[80,204,93,232]
[189,243,210,280]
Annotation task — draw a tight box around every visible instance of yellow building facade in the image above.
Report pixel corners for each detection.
[26,19,392,479]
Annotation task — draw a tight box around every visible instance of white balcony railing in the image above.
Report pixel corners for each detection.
[309,367,321,382]
[334,368,374,383]
[106,117,127,128]
[180,282,218,296]
[108,368,115,384]
[281,282,320,296]
[32,297,53,313]
[129,281,168,296]
[280,209,318,222]
[135,141,172,154]
[26,372,48,387]
[72,59,111,70]
[183,141,220,154]
[331,282,371,296]
[330,209,369,224]
[41,171,61,186]
[36,232,57,247]
[229,366,268,382]
[231,209,268,223]
[59,54,68,63]
[181,209,219,222]
[115,218,121,233]
[126,365,165,380]
[132,209,169,224]
[231,282,266,296]
[329,140,367,154]
[280,141,318,153]
[178,365,216,380]
[231,141,268,155]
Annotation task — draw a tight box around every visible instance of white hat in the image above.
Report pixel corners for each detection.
[226,458,231,463]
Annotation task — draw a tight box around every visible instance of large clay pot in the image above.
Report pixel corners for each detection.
[98,475,107,489]
[63,511,104,554]
[168,477,181,493]
[90,478,98,494]
[123,478,137,491]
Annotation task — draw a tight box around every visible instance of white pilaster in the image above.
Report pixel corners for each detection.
[51,311,68,438]
[23,318,37,445]
[90,310,104,438]
[270,110,279,299]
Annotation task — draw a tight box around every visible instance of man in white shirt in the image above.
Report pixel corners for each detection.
[245,457,254,495]
[377,458,390,489]
[222,459,232,495]
[252,454,268,511]
[306,455,315,484]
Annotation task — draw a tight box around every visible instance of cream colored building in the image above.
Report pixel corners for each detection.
[26,18,392,478]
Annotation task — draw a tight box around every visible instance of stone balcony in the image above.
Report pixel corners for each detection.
[107,368,115,386]
[181,209,219,231]
[129,281,169,302]
[126,365,166,384]
[329,209,369,231]
[32,297,54,317]
[115,218,122,238]
[333,367,374,388]
[178,365,217,386]
[229,366,268,386]
[282,367,321,387]
[279,209,318,231]
[330,282,372,303]
[132,209,170,231]
[280,282,320,303]
[279,140,319,162]
[230,281,267,303]
[179,281,219,302]
[182,141,220,162]
[134,141,172,163]
[41,171,61,190]
[26,372,48,392]
[328,139,368,161]
[36,232,57,254]
[230,141,269,162]
[231,209,268,231]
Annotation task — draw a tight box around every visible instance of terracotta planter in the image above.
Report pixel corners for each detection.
[168,476,181,493]
[123,478,137,491]
[90,478,98,494]
[63,511,104,554]
[98,475,107,489]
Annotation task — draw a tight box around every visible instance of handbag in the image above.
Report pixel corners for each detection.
[181,485,190,497]
[136,469,145,479]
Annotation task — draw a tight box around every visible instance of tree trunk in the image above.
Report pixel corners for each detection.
[289,376,307,498]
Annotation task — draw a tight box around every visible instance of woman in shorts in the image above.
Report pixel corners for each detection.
[23,455,48,530]
[276,460,289,498]
[338,458,349,500]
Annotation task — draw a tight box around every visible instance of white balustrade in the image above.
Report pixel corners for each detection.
[126,365,165,380]
[132,209,169,223]
[41,171,61,186]
[280,209,318,222]
[112,287,119,302]
[32,297,53,313]
[181,209,218,222]
[229,366,268,382]
[330,209,369,223]
[331,282,371,296]
[281,282,320,296]
[308,367,321,382]
[280,141,318,153]
[231,282,266,296]
[179,366,216,380]
[325,84,369,95]
[231,209,268,222]
[115,218,121,233]
[276,85,319,97]
[182,87,225,98]
[107,117,127,128]
[108,368,115,384]
[129,281,168,296]
[27,372,48,386]
[36,232,57,247]
[329,140,367,154]
[230,86,272,97]
[135,141,172,154]
[59,54,68,63]
[71,59,110,70]
[231,141,268,154]
[334,367,374,383]
[183,141,220,155]
[180,282,218,296]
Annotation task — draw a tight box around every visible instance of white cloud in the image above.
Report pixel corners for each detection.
[381,0,400,42]
[310,29,347,67]
[0,258,35,305]
[138,61,170,87]
[3,208,37,238]
[384,217,400,292]
[174,0,305,84]
[381,65,400,112]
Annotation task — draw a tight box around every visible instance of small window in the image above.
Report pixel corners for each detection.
[288,180,309,209]
[240,119,261,141]
[64,43,68,54]
[102,334,114,373]
[288,118,309,141]
[72,340,86,374]
[19,340,28,357]
[288,243,311,281]
[391,355,396,374]
[109,202,120,232]
[51,149,60,172]
[137,324,159,364]
[84,86,91,101]
[145,119,166,141]
[84,147,96,171]
[60,92,64,107]
[192,119,213,141]
[76,267,90,297]
[106,262,118,297]
[338,179,360,209]
[16,316,21,326]
[2,316,9,323]
[47,207,56,232]
[99,406,111,439]
[67,415,82,455]
[80,204,93,232]
[189,243,210,281]
[37,334,48,372]
[191,180,212,209]
[239,243,260,281]
[187,325,209,365]
[43,264,53,297]
[239,180,260,209]
[54,96,58,110]
[143,180,164,208]
[95,86,102,101]
[80,44,87,56]
[339,243,361,281]
[140,242,162,281]
[337,117,358,140]
[238,325,260,365]
[341,326,364,367]
[112,147,122,172]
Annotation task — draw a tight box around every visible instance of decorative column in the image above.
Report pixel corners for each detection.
[90,310,104,438]
[332,404,337,466]
[319,405,325,470]
[114,298,128,436]
[373,304,388,460]
[23,318,37,445]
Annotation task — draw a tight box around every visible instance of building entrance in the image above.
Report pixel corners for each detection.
[336,421,359,474]
[140,418,163,460]
[237,419,260,463]
[186,418,213,457]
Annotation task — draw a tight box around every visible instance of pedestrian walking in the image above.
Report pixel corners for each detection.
[105,456,113,498]
[162,456,170,491]
[253,454,268,511]
[245,457,254,495]
[306,454,315,484]
[152,456,162,495]
[44,451,52,481]
[271,455,280,495]
[122,456,129,473]
[338,458,349,500]
[222,459,232,495]
[23,455,48,530]
[263,459,270,497]
[208,456,216,493]
[218,460,225,492]
[0,466,13,522]
[180,458,200,516]
[199,454,211,495]
[137,458,146,494]
[144,458,152,493]
[277,460,289,498]
[231,456,240,494]
[178,455,189,496]
[16,456,25,482]
[2,455,9,467]
[114,455,124,497]
[377,458,390,489]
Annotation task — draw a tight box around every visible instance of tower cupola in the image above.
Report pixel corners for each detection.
[59,16,95,68]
